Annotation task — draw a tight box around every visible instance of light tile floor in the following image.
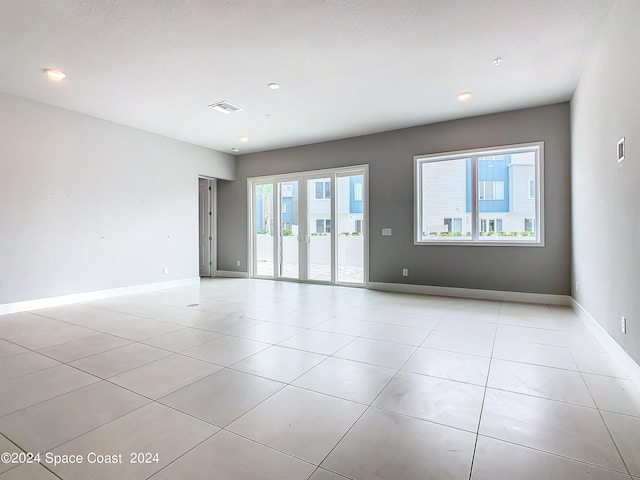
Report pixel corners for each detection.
[0,278,639,479]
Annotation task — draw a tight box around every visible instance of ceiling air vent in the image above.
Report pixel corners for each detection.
[209,101,242,114]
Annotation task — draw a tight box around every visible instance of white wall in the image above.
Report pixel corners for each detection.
[0,93,235,305]
[571,0,640,363]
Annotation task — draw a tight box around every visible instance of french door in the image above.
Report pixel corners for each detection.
[249,165,367,285]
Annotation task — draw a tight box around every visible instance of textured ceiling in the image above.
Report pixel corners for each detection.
[0,0,615,154]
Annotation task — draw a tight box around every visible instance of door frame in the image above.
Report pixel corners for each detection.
[247,164,369,286]
[198,176,217,277]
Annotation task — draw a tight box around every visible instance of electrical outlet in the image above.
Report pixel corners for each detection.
[382,228,392,236]
[236,260,241,267]
[621,315,627,334]
[162,267,169,275]
[402,268,409,277]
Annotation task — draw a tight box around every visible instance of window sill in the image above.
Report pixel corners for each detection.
[414,240,544,247]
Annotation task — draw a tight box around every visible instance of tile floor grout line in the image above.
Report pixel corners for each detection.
[0,374,103,422]
[0,399,154,459]
[573,351,634,477]
[311,328,440,475]
[467,300,502,480]
[141,428,222,480]
[477,432,635,476]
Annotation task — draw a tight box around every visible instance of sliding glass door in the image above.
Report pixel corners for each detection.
[278,180,299,279]
[253,182,274,277]
[307,176,333,282]
[249,166,367,285]
[336,172,365,284]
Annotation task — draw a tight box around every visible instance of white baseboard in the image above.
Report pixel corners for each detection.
[367,281,571,305]
[571,299,640,387]
[215,270,249,278]
[0,277,201,316]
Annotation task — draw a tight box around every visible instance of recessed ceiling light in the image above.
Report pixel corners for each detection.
[44,69,66,81]
[239,136,249,142]
[492,57,502,66]
[268,83,280,90]
[232,148,240,153]
[458,92,472,102]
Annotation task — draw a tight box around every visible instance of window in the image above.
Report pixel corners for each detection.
[415,142,543,244]
[478,181,504,200]
[316,219,331,234]
[315,180,331,199]
[480,218,503,233]
[282,200,291,214]
[444,218,462,234]
[525,218,536,232]
[354,182,363,201]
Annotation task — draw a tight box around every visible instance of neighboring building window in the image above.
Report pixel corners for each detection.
[355,219,363,234]
[444,218,462,234]
[354,182,363,201]
[525,218,536,232]
[282,201,291,214]
[316,219,331,234]
[478,180,505,200]
[283,222,292,231]
[315,180,331,199]
[415,142,543,244]
[480,218,503,233]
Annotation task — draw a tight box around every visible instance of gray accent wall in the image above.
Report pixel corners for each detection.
[218,103,571,295]
[0,93,235,305]
[571,0,640,363]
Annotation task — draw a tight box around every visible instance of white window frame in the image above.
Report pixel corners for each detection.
[414,141,544,246]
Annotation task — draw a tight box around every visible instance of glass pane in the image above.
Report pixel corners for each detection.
[279,181,298,278]
[354,182,363,201]
[308,178,331,281]
[255,183,274,276]
[337,174,364,284]
[478,152,536,241]
[420,158,471,241]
